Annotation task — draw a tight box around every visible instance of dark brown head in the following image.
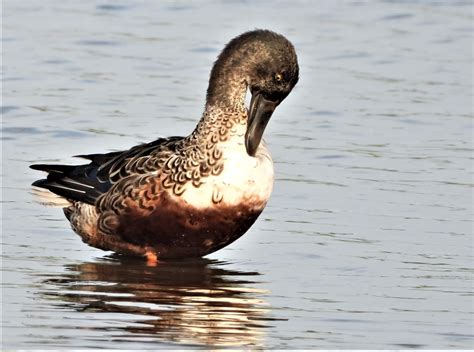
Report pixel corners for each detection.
[207,30,299,156]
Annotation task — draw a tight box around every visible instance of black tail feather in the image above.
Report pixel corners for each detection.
[30,164,76,174]
[74,151,122,164]
[30,162,110,205]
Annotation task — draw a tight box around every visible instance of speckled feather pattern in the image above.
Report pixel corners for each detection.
[94,106,252,235]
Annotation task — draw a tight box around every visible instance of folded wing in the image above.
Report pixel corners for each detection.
[30,136,183,205]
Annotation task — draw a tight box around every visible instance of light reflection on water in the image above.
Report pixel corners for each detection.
[2,0,473,349]
[40,258,274,348]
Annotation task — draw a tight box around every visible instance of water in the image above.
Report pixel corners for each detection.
[2,0,473,349]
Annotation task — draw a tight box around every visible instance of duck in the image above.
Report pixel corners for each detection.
[30,29,299,262]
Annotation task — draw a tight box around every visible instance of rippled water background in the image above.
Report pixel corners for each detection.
[2,0,473,349]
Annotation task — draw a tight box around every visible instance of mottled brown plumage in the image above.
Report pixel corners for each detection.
[31,29,299,260]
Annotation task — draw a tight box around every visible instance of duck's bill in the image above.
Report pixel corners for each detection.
[245,92,279,156]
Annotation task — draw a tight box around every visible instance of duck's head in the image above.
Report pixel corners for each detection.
[208,30,299,156]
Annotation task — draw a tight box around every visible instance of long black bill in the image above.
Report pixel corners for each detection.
[245,92,279,156]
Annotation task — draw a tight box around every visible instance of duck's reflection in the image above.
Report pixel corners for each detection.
[42,257,272,347]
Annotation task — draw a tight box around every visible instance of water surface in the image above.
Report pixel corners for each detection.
[2,0,473,349]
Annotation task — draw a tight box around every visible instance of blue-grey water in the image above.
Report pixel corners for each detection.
[2,0,473,349]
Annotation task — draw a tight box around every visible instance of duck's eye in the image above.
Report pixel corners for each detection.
[274,73,283,82]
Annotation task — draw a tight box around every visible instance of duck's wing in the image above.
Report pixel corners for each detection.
[30,136,183,205]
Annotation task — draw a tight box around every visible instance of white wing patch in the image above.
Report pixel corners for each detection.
[30,187,72,207]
